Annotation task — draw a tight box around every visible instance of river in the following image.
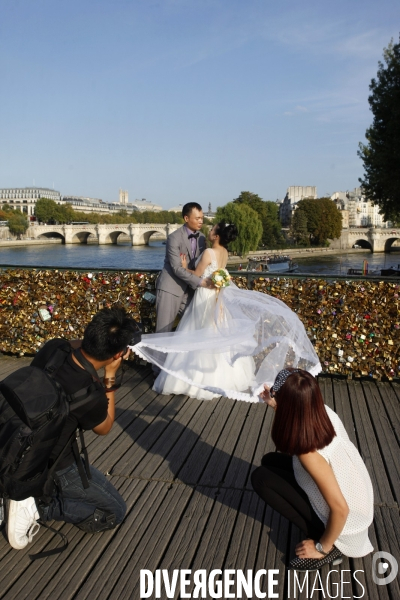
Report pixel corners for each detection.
[1,241,400,275]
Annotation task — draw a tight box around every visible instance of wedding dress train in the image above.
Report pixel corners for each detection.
[132,251,321,402]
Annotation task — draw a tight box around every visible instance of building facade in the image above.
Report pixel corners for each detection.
[331,188,390,228]
[279,186,317,226]
[119,189,129,205]
[61,196,137,215]
[0,187,61,216]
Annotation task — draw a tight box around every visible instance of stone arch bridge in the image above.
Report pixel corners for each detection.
[333,227,400,252]
[28,223,181,245]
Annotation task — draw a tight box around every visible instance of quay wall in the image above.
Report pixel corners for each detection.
[0,267,399,381]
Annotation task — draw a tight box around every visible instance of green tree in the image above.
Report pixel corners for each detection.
[7,212,28,239]
[233,191,284,247]
[214,201,263,255]
[291,208,309,245]
[55,203,76,224]
[295,198,342,245]
[358,40,400,221]
[35,198,59,223]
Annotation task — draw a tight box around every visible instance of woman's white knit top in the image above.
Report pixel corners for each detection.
[292,405,374,557]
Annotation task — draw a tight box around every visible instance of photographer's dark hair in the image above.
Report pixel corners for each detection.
[182,202,202,218]
[215,221,238,249]
[271,368,335,455]
[82,307,140,361]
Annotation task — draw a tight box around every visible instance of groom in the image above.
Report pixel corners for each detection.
[155,202,211,334]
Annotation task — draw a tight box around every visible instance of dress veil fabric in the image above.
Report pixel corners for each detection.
[132,252,321,402]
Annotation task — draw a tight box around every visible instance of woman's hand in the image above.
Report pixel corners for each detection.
[180,253,187,268]
[295,539,333,559]
[260,384,277,409]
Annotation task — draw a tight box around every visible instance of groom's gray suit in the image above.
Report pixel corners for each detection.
[155,225,206,333]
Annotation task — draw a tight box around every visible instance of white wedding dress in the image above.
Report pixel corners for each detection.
[132,249,321,402]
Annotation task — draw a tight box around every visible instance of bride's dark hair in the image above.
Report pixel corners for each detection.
[215,221,238,249]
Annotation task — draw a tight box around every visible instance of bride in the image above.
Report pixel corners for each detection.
[132,221,321,402]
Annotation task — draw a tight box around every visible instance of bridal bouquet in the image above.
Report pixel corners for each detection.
[211,268,231,288]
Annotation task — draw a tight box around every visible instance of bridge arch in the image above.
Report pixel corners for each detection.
[37,231,65,243]
[143,229,165,244]
[70,231,98,244]
[102,230,129,244]
[353,238,372,251]
[383,237,400,252]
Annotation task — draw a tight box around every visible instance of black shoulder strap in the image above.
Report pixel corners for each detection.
[73,349,103,386]
[42,342,72,376]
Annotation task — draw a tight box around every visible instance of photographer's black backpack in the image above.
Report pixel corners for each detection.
[0,342,103,502]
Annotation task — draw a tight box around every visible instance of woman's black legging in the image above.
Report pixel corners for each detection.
[251,452,325,540]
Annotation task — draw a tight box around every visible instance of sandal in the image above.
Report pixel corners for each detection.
[290,545,343,572]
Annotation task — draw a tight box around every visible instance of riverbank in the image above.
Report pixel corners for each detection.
[0,239,62,248]
[227,247,366,266]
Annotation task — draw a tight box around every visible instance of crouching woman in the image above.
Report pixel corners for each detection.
[251,368,374,571]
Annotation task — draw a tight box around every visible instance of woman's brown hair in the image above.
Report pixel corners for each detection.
[271,369,336,455]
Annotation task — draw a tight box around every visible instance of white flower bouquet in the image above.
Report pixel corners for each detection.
[211,268,231,288]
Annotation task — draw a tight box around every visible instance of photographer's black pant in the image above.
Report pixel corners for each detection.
[251,452,325,540]
[40,462,126,528]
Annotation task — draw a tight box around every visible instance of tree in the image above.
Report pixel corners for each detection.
[358,40,400,221]
[55,203,75,224]
[291,209,309,245]
[35,198,59,223]
[7,212,28,239]
[295,198,342,245]
[233,191,284,247]
[214,201,263,255]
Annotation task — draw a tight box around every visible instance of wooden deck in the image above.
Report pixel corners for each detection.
[0,356,399,600]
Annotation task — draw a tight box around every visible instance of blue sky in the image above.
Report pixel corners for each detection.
[0,0,398,209]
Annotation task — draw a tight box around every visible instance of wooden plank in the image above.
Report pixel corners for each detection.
[198,400,251,487]
[267,512,290,599]
[179,487,244,597]
[84,366,152,449]
[173,396,236,486]
[245,404,275,489]
[106,392,192,476]
[378,382,400,445]
[223,490,265,571]
[0,357,31,379]
[127,396,202,480]
[88,375,167,465]
[117,485,194,600]
[288,525,316,600]
[76,481,190,600]
[152,397,223,483]
[373,507,400,600]
[333,379,358,446]
[93,389,180,473]
[58,480,169,600]
[350,519,390,600]
[362,380,400,504]
[223,403,269,489]
[159,486,217,570]
[1,476,141,600]
[347,379,394,506]
[318,375,335,411]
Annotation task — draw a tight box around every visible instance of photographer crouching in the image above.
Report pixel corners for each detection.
[3,306,141,554]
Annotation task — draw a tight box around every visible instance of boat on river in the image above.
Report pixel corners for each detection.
[247,254,298,274]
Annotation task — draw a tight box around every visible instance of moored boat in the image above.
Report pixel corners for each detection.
[247,254,298,273]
